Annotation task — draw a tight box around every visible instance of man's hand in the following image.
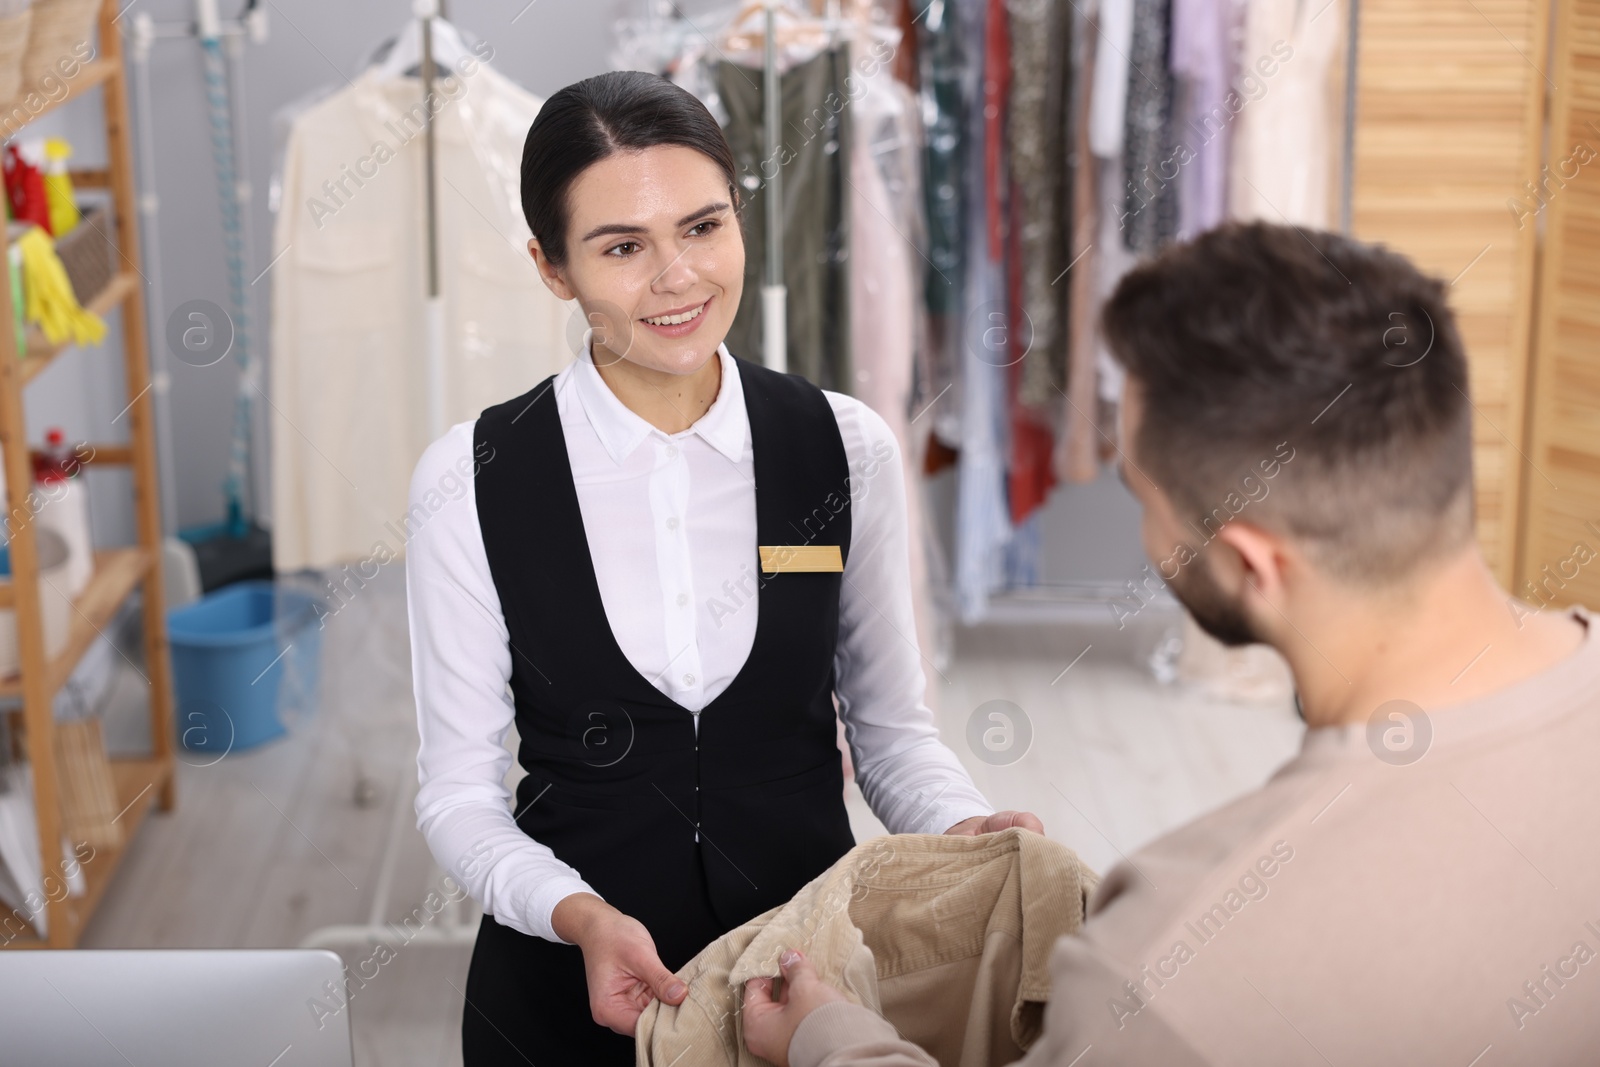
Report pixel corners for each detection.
[551,893,686,1035]
[743,948,848,1067]
[944,810,1046,835]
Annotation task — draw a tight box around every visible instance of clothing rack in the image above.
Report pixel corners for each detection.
[991,0,1364,618]
[644,0,1365,623]
[295,0,481,961]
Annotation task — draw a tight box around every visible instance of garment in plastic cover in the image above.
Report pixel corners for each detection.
[267,21,574,574]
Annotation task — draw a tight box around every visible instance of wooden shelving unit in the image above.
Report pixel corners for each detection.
[0,0,176,948]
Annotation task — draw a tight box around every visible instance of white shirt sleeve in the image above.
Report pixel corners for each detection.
[825,393,996,835]
[407,419,601,944]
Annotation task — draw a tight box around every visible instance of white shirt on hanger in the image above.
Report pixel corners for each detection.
[270,61,573,572]
[407,341,994,944]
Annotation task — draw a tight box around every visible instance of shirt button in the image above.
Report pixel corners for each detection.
[666,516,679,531]
[677,592,689,607]
[683,673,695,686]
[665,444,679,458]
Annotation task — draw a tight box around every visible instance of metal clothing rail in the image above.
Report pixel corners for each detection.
[298,0,477,964]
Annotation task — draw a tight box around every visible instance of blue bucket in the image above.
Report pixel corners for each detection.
[167,580,324,753]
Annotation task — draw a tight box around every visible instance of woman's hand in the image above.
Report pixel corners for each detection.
[551,893,687,1035]
[743,948,847,1067]
[944,810,1045,835]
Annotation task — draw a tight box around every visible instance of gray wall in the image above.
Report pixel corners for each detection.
[24,0,1141,587]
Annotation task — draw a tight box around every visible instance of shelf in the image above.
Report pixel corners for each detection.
[0,754,173,949]
[19,270,139,384]
[0,0,177,951]
[0,547,152,697]
[5,58,122,133]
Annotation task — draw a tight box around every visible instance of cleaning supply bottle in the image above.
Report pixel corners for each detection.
[2,142,50,234]
[41,139,80,238]
[31,426,75,481]
[32,427,94,598]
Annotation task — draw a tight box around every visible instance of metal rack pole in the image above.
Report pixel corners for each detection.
[761,0,787,372]
[418,0,446,441]
[1340,0,1361,234]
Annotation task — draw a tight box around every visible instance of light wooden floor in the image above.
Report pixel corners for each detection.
[87,564,1303,1066]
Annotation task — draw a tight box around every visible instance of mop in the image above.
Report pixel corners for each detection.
[177,0,273,591]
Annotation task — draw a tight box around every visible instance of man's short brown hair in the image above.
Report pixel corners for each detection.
[1103,221,1475,584]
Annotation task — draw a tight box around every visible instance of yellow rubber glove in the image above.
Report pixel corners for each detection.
[16,226,105,348]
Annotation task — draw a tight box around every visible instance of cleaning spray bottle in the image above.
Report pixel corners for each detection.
[41,138,80,238]
[2,141,50,233]
[32,427,94,598]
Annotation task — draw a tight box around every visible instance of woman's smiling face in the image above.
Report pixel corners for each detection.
[530,144,745,377]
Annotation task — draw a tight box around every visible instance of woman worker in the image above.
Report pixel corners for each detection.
[406,70,1043,1064]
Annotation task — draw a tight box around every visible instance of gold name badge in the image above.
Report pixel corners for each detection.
[759,545,844,574]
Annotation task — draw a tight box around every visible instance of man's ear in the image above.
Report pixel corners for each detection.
[1213,520,1291,616]
[528,237,576,302]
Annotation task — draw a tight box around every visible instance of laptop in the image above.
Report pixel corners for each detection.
[0,948,354,1066]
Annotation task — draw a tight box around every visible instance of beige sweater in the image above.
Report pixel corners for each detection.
[793,608,1600,1066]
[637,830,1097,1066]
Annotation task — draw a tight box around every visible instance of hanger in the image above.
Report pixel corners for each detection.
[373,12,474,80]
[721,0,829,54]
[721,0,896,57]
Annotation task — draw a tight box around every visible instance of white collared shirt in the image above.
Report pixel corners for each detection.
[406,342,994,943]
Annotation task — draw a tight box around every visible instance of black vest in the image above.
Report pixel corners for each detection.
[473,355,857,961]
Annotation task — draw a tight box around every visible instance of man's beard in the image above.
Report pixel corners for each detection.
[1168,550,1261,648]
